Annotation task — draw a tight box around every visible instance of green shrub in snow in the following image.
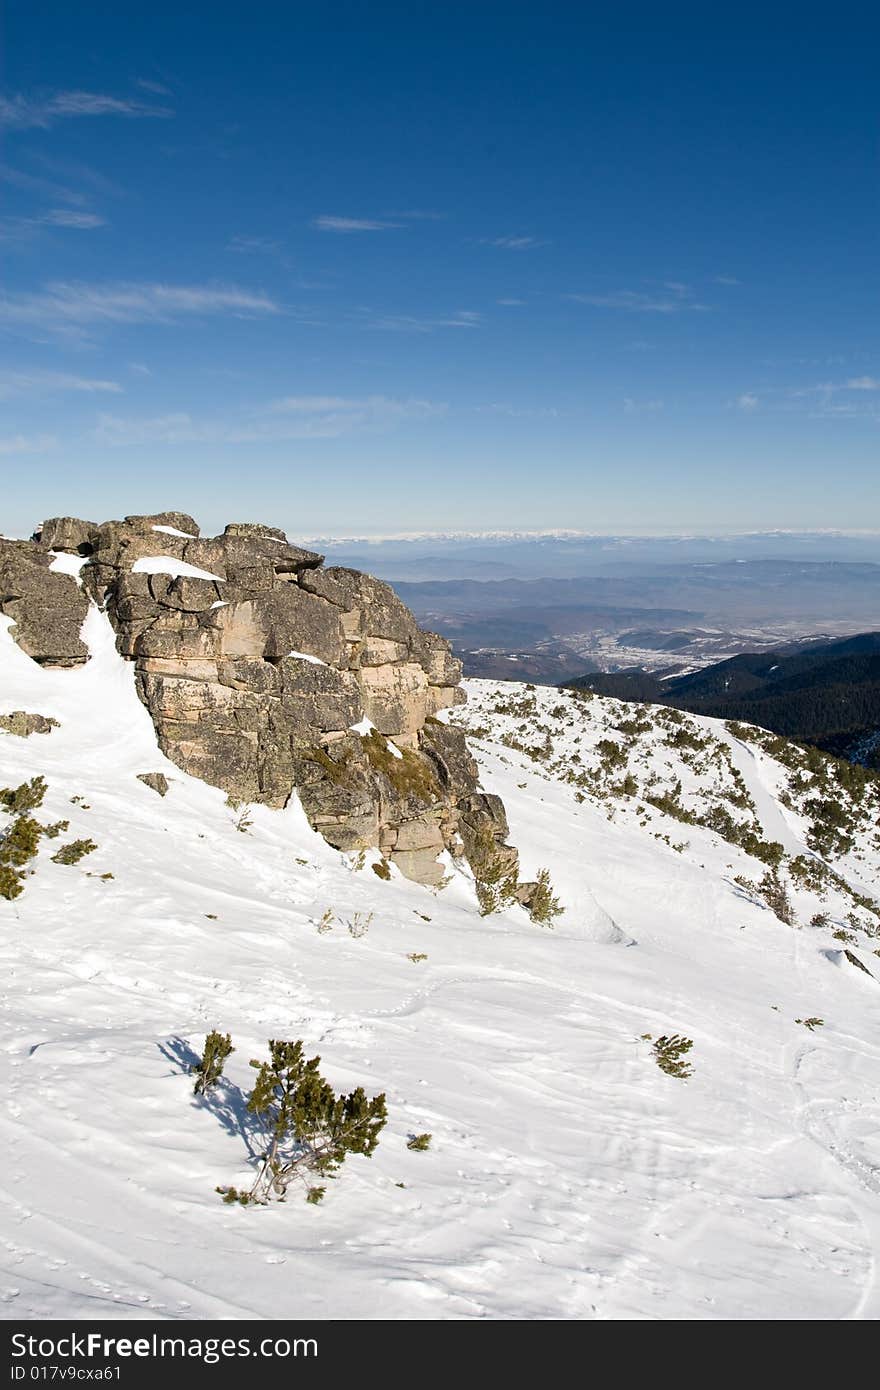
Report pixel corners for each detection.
[192,1030,235,1095]
[212,1037,387,1205]
[51,838,97,865]
[0,776,47,814]
[647,1033,694,1079]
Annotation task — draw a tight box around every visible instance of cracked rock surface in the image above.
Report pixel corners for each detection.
[0,512,516,885]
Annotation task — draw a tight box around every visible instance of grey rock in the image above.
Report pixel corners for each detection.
[137,772,170,797]
[0,711,60,737]
[125,512,200,536]
[0,510,517,886]
[0,539,90,666]
[35,517,99,553]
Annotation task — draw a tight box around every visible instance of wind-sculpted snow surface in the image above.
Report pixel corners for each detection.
[2,634,880,1320]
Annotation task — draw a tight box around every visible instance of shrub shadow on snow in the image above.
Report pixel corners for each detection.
[158,1036,265,1159]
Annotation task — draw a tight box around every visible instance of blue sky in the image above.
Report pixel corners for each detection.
[1,2,878,538]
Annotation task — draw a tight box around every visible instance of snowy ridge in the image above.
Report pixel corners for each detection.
[2,630,880,1320]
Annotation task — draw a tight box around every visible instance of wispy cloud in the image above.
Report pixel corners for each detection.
[567,287,709,314]
[475,403,561,419]
[31,154,123,199]
[736,376,880,422]
[0,208,107,242]
[0,280,280,337]
[714,275,740,285]
[386,209,446,221]
[312,215,402,232]
[42,209,105,228]
[481,235,543,250]
[94,395,442,446]
[793,375,880,421]
[0,433,57,455]
[497,298,525,306]
[226,234,283,254]
[270,394,438,420]
[364,310,480,333]
[0,88,173,130]
[623,397,665,414]
[0,369,122,400]
[135,78,172,96]
[0,163,88,206]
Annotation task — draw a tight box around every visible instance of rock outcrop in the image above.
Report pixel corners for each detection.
[0,711,60,737]
[1,512,517,886]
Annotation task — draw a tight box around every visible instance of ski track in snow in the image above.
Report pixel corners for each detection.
[1,629,879,1319]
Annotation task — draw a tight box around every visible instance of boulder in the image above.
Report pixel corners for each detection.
[0,510,517,886]
[35,517,99,554]
[137,772,170,797]
[0,711,60,737]
[0,540,90,665]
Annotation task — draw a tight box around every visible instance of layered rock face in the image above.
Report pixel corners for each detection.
[0,512,516,885]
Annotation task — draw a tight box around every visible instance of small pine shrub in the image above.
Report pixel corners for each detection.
[372,858,392,880]
[0,865,24,900]
[193,1030,235,1095]
[0,813,43,899]
[758,869,796,925]
[41,820,69,839]
[467,820,519,916]
[596,739,627,771]
[216,1038,387,1205]
[796,1017,824,1032]
[0,776,47,814]
[1,814,42,866]
[527,868,564,925]
[51,838,97,866]
[406,1133,432,1151]
[650,1033,694,1078]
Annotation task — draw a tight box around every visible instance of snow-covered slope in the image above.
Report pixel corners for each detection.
[2,621,879,1321]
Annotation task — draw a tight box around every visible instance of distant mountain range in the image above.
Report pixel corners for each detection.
[565,632,880,765]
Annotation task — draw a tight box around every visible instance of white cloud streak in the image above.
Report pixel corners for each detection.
[364,310,480,333]
[42,209,106,228]
[567,289,708,314]
[226,234,283,254]
[481,235,543,250]
[0,163,88,205]
[93,395,443,447]
[0,209,107,242]
[0,281,280,336]
[0,89,173,130]
[0,370,122,400]
[312,215,402,232]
